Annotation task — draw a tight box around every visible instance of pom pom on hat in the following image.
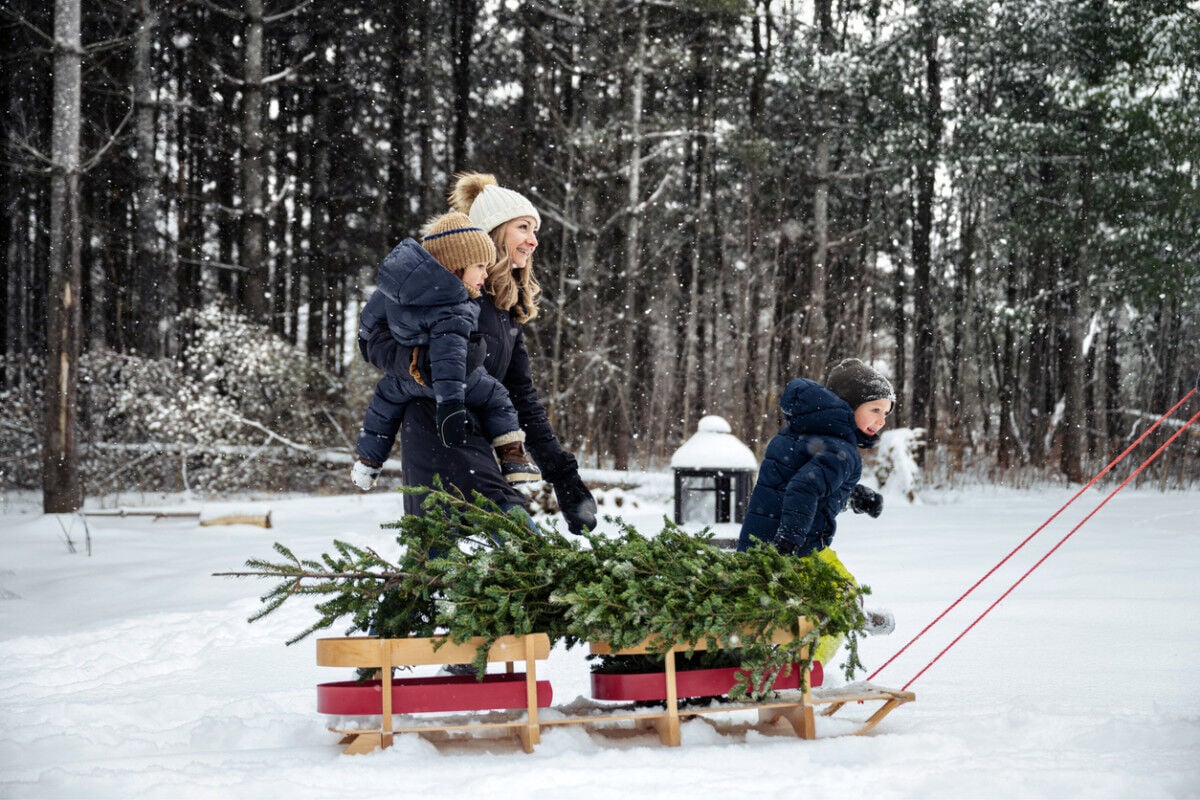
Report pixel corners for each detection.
[421,212,496,277]
[449,171,541,234]
[826,358,896,410]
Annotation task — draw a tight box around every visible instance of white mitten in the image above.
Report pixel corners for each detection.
[350,459,381,491]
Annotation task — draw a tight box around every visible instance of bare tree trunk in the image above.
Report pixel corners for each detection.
[997,256,1021,471]
[134,0,169,356]
[680,23,712,435]
[1061,172,1090,484]
[612,2,647,471]
[385,3,414,241]
[307,86,331,360]
[239,0,268,318]
[910,1,941,455]
[0,14,15,372]
[891,239,908,425]
[805,0,835,377]
[44,0,83,513]
[1062,0,1106,483]
[450,0,477,171]
[740,0,772,449]
[949,195,976,465]
[417,1,436,212]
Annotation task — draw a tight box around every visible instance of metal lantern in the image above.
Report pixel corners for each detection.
[670,416,758,525]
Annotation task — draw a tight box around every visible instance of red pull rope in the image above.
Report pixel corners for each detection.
[869,386,1198,684]
[898,405,1200,691]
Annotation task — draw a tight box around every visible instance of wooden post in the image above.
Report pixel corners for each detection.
[521,633,540,752]
[658,649,681,746]
[379,639,393,749]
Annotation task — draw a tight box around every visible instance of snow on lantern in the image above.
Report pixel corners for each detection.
[670,415,758,525]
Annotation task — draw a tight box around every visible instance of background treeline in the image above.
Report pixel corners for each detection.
[3,0,1198,506]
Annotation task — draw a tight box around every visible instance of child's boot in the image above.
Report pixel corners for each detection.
[493,432,542,485]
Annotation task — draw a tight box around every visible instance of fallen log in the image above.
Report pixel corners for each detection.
[81,509,272,528]
[200,513,272,529]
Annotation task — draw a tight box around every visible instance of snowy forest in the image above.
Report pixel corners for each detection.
[2,0,1198,512]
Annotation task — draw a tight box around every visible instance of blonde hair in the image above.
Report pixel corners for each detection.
[448,172,541,322]
[487,224,541,323]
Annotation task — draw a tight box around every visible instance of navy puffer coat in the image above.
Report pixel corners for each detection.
[360,239,477,405]
[736,378,877,556]
[395,294,580,516]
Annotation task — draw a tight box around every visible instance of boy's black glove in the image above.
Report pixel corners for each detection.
[772,537,798,556]
[772,526,804,556]
[436,401,469,448]
[848,484,884,518]
[551,472,597,535]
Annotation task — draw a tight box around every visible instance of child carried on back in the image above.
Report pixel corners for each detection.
[350,212,539,491]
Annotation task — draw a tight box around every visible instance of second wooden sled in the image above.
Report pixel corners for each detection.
[549,623,825,748]
[550,618,913,745]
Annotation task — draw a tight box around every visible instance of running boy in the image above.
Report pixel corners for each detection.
[737,357,893,555]
[350,212,540,491]
[737,358,895,639]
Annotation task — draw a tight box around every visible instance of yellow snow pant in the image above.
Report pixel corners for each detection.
[813,548,856,666]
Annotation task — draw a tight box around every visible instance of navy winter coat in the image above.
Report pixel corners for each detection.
[736,378,877,557]
[359,239,477,405]
[390,294,580,517]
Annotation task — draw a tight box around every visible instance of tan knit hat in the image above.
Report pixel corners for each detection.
[421,212,496,276]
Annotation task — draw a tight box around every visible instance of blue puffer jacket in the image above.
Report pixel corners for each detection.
[737,378,877,556]
[358,239,477,405]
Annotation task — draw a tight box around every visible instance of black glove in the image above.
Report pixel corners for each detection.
[436,401,469,448]
[465,332,488,373]
[848,484,884,518]
[772,537,798,556]
[551,472,597,535]
[774,527,821,557]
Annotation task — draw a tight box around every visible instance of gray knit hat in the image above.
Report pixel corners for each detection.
[826,358,896,410]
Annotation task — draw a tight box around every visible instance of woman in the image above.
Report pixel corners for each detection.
[395,172,596,534]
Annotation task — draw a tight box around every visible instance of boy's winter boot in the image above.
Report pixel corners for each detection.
[493,433,542,485]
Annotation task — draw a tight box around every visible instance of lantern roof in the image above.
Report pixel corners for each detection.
[669,415,758,470]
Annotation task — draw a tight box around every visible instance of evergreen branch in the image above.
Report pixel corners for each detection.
[219,484,869,694]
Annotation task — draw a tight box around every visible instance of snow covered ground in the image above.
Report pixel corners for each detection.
[2,477,1198,799]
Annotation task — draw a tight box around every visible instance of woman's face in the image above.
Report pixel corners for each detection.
[501,216,539,268]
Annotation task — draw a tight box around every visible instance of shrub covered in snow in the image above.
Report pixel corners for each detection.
[865,427,924,502]
[0,304,351,494]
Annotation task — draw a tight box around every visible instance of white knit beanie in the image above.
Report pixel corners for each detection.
[468,184,541,235]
